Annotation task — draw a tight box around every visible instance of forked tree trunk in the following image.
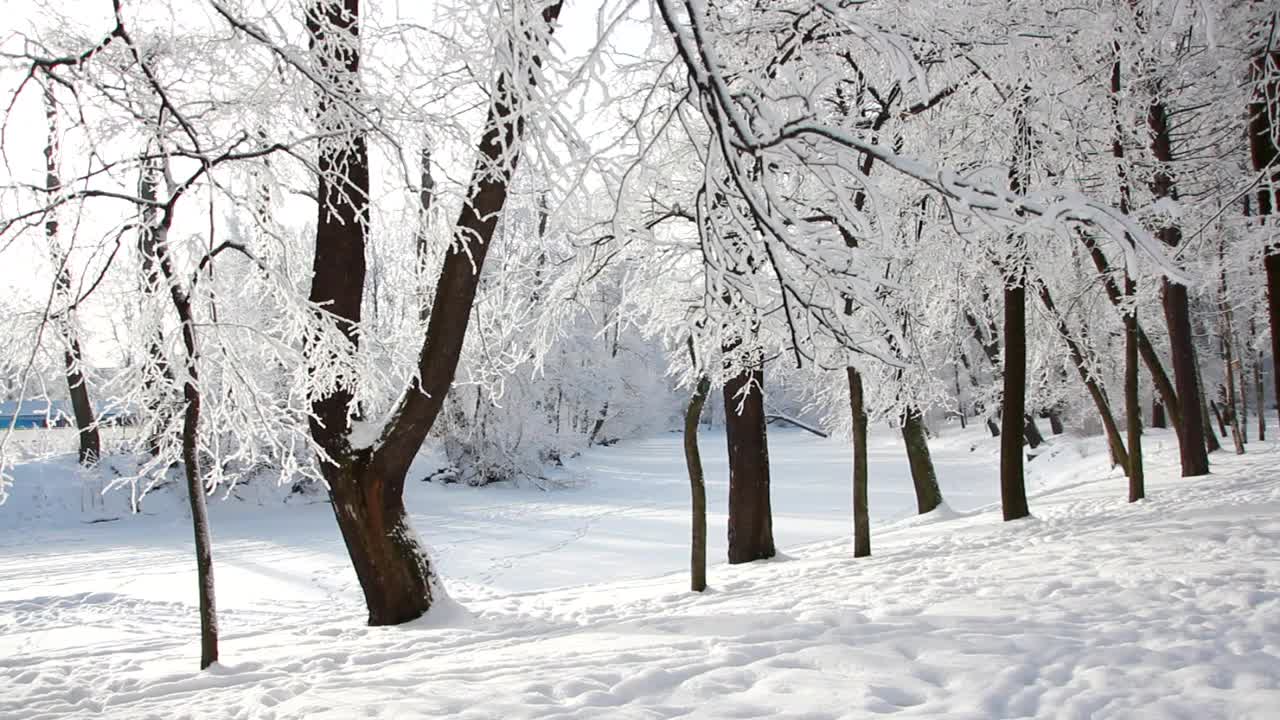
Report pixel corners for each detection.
[902,406,942,514]
[683,371,711,592]
[303,0,563,625]
[847,367,870,557]
[43,88,100,466]
[325,462,433,624]
[724,367,775,564]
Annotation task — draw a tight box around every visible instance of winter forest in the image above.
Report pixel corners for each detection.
[0,0,1278,717]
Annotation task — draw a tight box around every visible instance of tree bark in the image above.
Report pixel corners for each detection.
[1125,300,1144,502]
[304,0,563,625]
[1035,282,1129,473]
[149,190,218,670]
[1249,46,1280,419]
[683,372,710,592]
[1001,280,1030,521]
[847,367,870,557]
[901,406,942,514]
[1045,410,1064,436]
[724,367,775,564]
[1077,234,1182,433]
[1152,399,1167,429]
[43,87,100,466]
[1149,96,1210,476]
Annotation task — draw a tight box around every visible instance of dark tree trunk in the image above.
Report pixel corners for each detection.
[847,367,870,557]
[1256,336,1267,442]
[901,406,942,514]
[683,371,710,592]
[43,89,100,466]
[1045,410,1064,436]
[1001,281,1030,521]
[1149,96,1210,476]
[1249,46,1280,420]
[1125,301,1145,502]
[304,0,563,625]
[1219,252,1246,454]
[149,196,218,670]
[1035,282,1129,473]
[1152,399,1167,429]
[1111,40,1143,499]
[724,368,775,564]
[986,417,1001,437]
[1194,352,1222,455]
[1077,233,1182,432]
[1022,415,1044,450]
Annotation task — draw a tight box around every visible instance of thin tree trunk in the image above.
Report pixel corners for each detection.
[149,194,218,670]
[1036,282,1129,473]
[1219,250,1246,454]
[1077,234,1182,432]
[1045,410,1064,435]
[1125,299,1144,501]
[1194,353,1222,455]
[1152,399,1167,429]
[1255,325,1267,441]
[724,367,775,564]
[683,367,710,592]
[43,87,100,466]
[848,367,869,557]
[901,406,942,514]
[1111,39,1143,499]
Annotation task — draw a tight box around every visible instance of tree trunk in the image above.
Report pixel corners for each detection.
[326,462,434,624]
[1256,343,1267,442]
[1125,300,1144,502]
[43,89,100,466]
[1045,410,1064,436]
[1077,233,1182,432]
[1001,281,1030,521]
[724,367,775,564]
[1035,282,1128,472]
[149,191,218,670]
[901,406,942,514]
[1249,46,1280,420]
[1022,415,1044,450]
[1219,253,1246,454]
[683,373,711,592]
[303,0,564,624]
[1194,352,1222,455]
[1152,399,1167,429]
[847,367,870,557]
[1149,96,1210,476]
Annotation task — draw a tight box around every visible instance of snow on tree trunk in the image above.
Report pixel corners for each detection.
[901,406,942,515]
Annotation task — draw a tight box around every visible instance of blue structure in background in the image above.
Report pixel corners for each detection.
[0,400,133,429]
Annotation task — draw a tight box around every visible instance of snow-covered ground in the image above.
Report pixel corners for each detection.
[1,424,1278,719]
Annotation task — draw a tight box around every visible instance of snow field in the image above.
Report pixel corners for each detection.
[0,424,1277,719]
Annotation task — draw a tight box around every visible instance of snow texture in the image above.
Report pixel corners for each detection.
[0,425,1277,719]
